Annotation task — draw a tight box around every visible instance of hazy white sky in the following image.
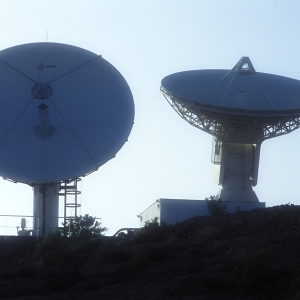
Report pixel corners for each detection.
[0,1,300,235]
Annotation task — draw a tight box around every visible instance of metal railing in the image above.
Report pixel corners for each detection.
[0,214,104,237]
[0,215,66,236]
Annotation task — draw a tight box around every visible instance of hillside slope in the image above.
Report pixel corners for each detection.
[1,204,300,299]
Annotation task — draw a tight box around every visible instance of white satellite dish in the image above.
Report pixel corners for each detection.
[161,57,300,203]
[0,43,135,235]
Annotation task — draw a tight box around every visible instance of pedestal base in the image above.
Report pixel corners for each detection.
[218,186,259,202]
[218,174,259,202]
[32,184,59,237]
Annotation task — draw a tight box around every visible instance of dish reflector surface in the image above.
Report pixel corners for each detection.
[161,57,300,115]
[0,43,134,184]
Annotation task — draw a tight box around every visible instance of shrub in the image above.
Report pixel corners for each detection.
[35,214,107,255]
[233,246,281,293]
[205,195,228,216]
[35,230,67,255]
[144,217,159,227]
[64,214,107,238]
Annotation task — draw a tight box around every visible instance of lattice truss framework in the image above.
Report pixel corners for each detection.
[161,87,300,141]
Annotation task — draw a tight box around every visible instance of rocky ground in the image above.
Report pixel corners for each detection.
[1,204,300,299]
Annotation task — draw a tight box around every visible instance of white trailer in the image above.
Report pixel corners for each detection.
[138,198,265,227]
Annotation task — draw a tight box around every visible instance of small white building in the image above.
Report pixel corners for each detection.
[138,198,265,227]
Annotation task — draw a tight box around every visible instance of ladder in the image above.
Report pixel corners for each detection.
[59,179,81,232]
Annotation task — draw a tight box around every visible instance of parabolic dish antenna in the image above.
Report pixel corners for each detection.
[0,42,134,184]
[161,57,300,142]
[161,57,300,203]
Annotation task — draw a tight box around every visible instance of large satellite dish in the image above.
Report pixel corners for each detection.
[161,57,300,203]
[0,42,134,236]
[0,42,134,184]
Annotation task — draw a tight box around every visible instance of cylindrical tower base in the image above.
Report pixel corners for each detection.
[32,184,59,237]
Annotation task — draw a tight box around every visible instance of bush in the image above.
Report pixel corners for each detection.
[205,195,228,216]
[233,246,281,292]
[144,217,159,227]
[64,214,107,238]
[35,230,67,255]
[35,214,107,255]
